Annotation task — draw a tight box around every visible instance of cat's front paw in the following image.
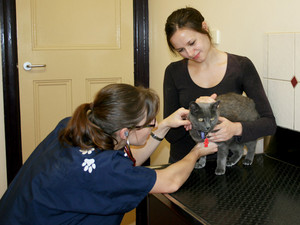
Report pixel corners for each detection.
[215,168,225,175]
[243,159,253,166]
[194,156,206,169]
[194,161,206,169]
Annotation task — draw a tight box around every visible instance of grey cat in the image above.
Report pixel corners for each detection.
[188,92,260,175]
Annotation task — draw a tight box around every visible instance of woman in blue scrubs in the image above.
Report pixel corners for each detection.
[0,83,217,225]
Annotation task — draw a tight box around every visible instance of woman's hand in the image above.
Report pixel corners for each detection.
[149,108,191,147]
[191,142,218,159]
[208,117,242,142]
[196,93,217,103]
[163,107,191,128]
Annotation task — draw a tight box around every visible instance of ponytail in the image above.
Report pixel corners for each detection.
[59,103,115,150]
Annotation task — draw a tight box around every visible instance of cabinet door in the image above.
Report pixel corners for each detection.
[267,33,299,131]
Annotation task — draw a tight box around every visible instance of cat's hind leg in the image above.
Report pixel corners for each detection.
[195,156,206,169]
[226,143,244,167]
[243,140,257,166]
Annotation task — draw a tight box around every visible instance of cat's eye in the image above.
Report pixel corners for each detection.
[198,118,204,122]
[210,117,215,121]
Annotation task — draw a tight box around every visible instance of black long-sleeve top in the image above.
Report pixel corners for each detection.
[163,53,276,162]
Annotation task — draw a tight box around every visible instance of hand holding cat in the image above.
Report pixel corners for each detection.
[152,108,191,144]
[191,142,218,159]
[196,93,217,103]
[163,107,191,129]
[208,117,242,142]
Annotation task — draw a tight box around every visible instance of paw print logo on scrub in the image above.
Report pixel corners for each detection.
[82,158,96,173]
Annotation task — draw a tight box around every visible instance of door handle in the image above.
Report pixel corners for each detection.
[23,62,46,71]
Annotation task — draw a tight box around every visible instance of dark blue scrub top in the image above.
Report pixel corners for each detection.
[0,118,156,225]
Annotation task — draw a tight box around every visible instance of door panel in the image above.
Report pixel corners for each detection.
[16,0,133,162]
[31,0,121,50]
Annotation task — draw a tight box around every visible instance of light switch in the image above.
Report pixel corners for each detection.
[211,29,220,45]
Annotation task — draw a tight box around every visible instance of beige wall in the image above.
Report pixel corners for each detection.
[0,23,8,197]
[149,0,300,165]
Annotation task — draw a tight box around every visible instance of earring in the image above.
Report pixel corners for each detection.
[124,131,129,137]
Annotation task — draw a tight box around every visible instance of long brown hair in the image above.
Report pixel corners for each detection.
[59,83,160,150]
[165,7,212,54]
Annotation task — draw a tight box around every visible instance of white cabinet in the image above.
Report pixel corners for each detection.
[265,33,300,132]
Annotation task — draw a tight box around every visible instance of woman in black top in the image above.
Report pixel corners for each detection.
[164,7,276,163]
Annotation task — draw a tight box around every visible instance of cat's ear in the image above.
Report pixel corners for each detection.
[189,101,200,114]
[211,100,220,111]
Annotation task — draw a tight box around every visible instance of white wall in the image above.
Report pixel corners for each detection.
[0,23,8,197]
[149,0,300,165]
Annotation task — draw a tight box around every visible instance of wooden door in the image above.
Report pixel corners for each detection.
[16,0,134,162]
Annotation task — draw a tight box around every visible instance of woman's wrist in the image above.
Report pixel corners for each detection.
[186,144,203,162]
[157,120,170,133]
[191,142,204,157]
[151,121,170,141]
[150,132,164,141]
[234,122,242,136]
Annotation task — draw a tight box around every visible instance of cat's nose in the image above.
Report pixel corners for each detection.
[205,126,211,131]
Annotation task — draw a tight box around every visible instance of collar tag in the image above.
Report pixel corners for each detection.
[204,138,209,147]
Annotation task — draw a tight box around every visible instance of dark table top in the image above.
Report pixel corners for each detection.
[166,154,300,225]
